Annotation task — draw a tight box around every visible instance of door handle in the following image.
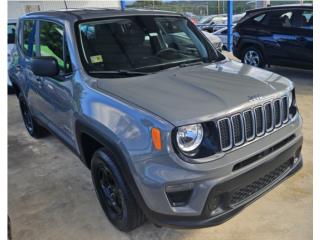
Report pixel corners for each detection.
[35,77,44,88]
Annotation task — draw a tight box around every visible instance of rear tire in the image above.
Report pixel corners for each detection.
[241,46,265,68]
[91,148,145,232]
[18,93,48,138]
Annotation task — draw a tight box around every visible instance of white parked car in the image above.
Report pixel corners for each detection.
[213,26,235,50]
[8,19,17,94]
[201,31,223,52]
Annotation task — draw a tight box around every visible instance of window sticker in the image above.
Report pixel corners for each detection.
[90,55,103,64]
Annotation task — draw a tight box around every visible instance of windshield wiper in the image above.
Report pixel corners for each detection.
[89,70,150,76]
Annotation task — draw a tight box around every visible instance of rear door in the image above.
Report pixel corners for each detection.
[16,19,39,116]
[265,9,299,64]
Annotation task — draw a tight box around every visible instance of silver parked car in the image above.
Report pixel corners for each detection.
[9,9,303,232]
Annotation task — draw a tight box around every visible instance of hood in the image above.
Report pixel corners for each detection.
[95,60,292,126]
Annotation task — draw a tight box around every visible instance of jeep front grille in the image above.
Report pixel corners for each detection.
[217,118,232,151]
[217,96,289,152]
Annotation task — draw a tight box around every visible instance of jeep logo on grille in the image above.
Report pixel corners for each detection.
[248,94,263,102]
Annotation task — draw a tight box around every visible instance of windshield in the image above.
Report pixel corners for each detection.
[78,15,217,77]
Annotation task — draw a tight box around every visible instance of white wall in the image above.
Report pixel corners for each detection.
[8,0,121,19]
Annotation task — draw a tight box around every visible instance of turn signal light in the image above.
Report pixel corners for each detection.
[151,128,162,150]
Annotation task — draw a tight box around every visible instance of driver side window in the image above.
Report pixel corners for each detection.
[39,21,72,74]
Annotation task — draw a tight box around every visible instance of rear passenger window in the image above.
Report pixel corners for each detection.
[22,20,36,57]
[39,21,72,74]
[269,11,294,28]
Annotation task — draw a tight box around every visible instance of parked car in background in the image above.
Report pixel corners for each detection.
[233,4,313,68]
[9,9,303,232]
[199,14,217,25]
[198,13,244,33]
[202,30,223,52]
[184,12,200,24]
[8,19,17,94]
[213,26,235,50]
[197,14,226,32]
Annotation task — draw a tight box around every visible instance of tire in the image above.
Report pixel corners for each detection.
[91,148,145,232]
[241,46,265,68]
[18,93,48,138]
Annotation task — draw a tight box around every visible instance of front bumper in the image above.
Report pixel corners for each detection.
[131,114,303,228]
[143,137,303,228]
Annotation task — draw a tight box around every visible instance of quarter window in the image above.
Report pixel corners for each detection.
[253,13,266,23]
[39,21,71,74]
[22,20,36,57]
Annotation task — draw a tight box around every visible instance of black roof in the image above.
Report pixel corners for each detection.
[23,8,182,22]
[246,3,312,14]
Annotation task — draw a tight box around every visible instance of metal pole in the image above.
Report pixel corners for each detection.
[227,0,233,51]
[63,0,68,9]
[120,0,126,11]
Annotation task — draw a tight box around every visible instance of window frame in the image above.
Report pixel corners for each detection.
[262,8,313,30]
[18,19,37,58]
[38,19,72,76]
[262,10,295,29]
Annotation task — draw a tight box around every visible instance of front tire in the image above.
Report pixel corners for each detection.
[18,93,48,138]
[91,148,145,232]
[241,46,265,68]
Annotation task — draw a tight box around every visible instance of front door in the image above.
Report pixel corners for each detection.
[36,20,75,145]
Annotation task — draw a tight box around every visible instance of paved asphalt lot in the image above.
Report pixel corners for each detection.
[8,64,312,240]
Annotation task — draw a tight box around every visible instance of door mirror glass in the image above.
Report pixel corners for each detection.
[31,57,59,77]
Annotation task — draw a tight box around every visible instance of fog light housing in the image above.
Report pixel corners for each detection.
[166,183,194,207]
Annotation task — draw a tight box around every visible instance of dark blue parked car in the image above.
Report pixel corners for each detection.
[233,4,313,69]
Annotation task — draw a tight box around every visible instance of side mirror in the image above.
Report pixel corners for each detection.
[31,57,59,77]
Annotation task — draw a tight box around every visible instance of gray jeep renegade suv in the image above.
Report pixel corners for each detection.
[9,9,303,232]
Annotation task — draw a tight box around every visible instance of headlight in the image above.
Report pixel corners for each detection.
[176,124,203,152]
